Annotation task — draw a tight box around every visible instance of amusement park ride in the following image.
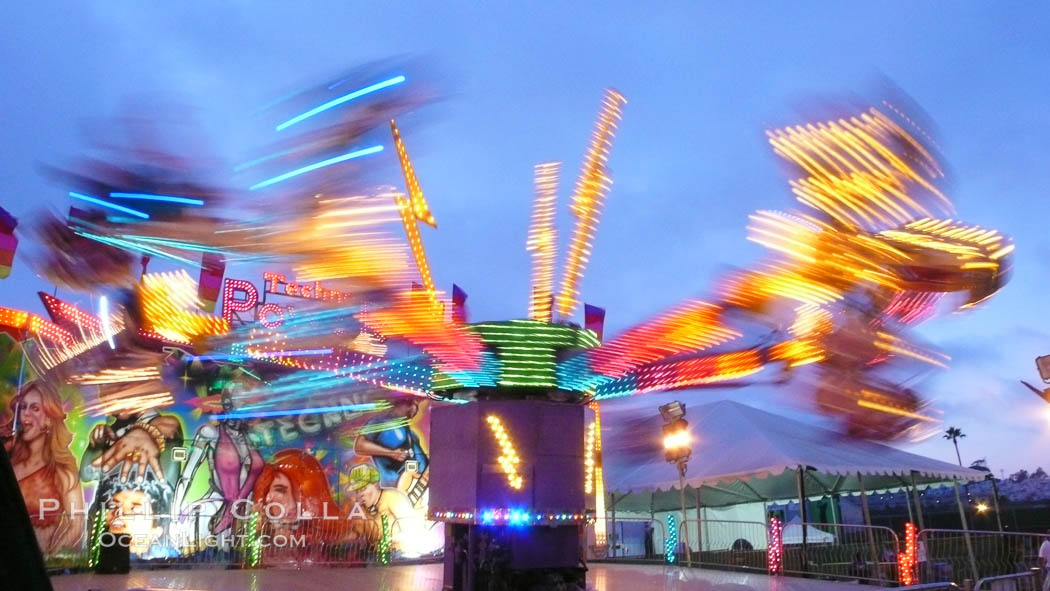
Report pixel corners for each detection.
[0,63,1014,589]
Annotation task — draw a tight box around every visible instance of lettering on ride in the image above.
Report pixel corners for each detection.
[220,271,351,328]
[263,272,351,303]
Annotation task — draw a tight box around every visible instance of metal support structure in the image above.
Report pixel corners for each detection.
[910,471,926,531]
[988,476,1004,532]
[796,466,808,572]
[952,481,979,583]
[857,472,883,583]
[695,486,703,557]
[904,485,915,523]
[678,460,692,566]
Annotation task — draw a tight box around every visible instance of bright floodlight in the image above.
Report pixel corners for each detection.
[662,428,691,451]
[659,400,686,423]
[1037,355,1050,383]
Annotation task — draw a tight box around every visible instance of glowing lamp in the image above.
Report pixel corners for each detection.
[662,418,691,463]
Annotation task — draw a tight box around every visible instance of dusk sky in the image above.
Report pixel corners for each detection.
[2,3,1049,474]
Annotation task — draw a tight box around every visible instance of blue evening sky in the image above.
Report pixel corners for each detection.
[1,3,1048,473]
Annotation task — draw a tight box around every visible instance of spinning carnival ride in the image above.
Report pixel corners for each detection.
[4,67,1012,588]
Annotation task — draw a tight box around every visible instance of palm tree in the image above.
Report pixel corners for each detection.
[943,427,966,466]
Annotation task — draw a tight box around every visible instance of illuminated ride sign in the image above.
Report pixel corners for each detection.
[222,272,352,328]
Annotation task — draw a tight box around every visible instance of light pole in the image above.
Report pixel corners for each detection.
[660,401,693,567]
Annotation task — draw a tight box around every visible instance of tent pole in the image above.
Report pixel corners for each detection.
[648,491,655,560]
[909,471,926,531]
[796,466,808,573]
[857,472,882,583]
[678,462,692,567]
[903,480,914,523]
[695,486,703,558]
[988,476,1004,532]
[953,481,979,582]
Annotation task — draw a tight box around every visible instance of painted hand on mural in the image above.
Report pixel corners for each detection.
[89,424,116,447]
[92,425,163,482]
[355,437,410,463]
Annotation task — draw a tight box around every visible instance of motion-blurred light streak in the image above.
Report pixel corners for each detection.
[276,75,406,131]
[249,145,384,190]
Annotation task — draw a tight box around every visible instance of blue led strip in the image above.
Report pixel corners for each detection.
[109,192,204,206]
[666,514,678,563]
[69,191,150,220]
[593,373,639,400]
[249,145,384,190]
[211,401,384,420]
[276,75,406,131]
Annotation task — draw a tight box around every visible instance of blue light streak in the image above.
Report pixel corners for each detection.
[69,192,150,220]
[234,145,302,172]
[249,145,384,190]
[109,192,205,206]
[74,231,197,266]
[98,295,116,349]
[249,348,333,359]
[275,75,406,131]
[192,348,332,362]
[119,235,226,254]
[211,401,384,421]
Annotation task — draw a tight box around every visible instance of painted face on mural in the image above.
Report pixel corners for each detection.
[263,472,298,521]
[357,482,382,510]
[392,399,419,420]
[18,389,49,443]
[106,489,161,554]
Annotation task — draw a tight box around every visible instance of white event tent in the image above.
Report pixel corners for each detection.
[598,399,986,552]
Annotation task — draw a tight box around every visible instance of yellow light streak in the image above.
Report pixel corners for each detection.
[857,398,936,422]
[556,89,627,318]
[486,415,524,490]
[528,162,560,322]
[390,120,436,228]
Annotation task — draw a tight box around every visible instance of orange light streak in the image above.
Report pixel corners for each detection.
[556,89,627,319]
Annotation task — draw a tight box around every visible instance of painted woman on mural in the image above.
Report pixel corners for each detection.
[3,381,85,553]
[173,391,263,538]
[250,449,350,564]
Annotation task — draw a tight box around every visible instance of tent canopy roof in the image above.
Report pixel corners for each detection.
[602,399,985,512]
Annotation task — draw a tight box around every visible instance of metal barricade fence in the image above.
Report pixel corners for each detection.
[781,522,900,584]
[975,569,1042,591]
[918,529,1050,586]
[597,517,668,562]
[45,512,440,573]
[682,519,769,572]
